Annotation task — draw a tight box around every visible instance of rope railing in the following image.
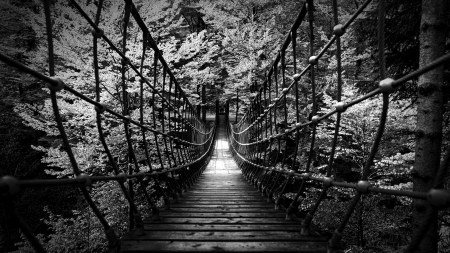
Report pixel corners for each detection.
[228,0,450,252]
[0,0,216,252]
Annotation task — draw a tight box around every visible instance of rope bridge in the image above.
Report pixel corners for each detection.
[0,0,216,251]
[0,0,449,252]
[228,0,450,252]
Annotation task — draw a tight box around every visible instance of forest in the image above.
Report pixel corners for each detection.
[0,0,449,252]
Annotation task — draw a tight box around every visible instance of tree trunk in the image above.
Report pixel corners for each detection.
[412,0,448,252]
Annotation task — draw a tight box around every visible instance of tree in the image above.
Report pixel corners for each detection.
[412,0,449,252]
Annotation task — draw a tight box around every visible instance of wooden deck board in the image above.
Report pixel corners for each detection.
[158,213,286,218]
[121,231,323,241]
[141,224,306,231]
[143,217,298,224]
[121,241,327,252]
[120,116,327,252]
[162,208,282,213]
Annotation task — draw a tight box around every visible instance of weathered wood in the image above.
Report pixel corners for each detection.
[121,241,327,252]
[182,191,260,194]
[120,116,326,252]
[179,196,265,199]
[144,217,297,224]
[167,204,276,208]
[155,213,286,218]
[142,224,304,231]
[121,231,323,241]
[173,200,272,204]
[164,208,282,213]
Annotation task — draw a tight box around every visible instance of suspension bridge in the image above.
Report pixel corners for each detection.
[0,0,449,252]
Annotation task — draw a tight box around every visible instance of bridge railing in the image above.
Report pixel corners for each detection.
[0,0,217,252]
[227,0,450,252]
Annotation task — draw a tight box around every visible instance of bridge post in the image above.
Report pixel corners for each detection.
[196,104,201,118]
[235,88,239,123]
[215,100,219,123]
[225,99,230,124]
[202,83,206,123]
[128,156,135,230]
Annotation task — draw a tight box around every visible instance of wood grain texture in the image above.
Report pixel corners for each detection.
[120,116,327,252]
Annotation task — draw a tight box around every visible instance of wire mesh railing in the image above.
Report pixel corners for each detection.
[0,0,216,252]
[228,0,450,251]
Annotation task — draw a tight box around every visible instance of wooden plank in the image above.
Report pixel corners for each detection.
[186,188,257,190]
[181,195,262,198]
[141,224,304,231]
[184,191,260,194]
[119,116,326,252]
[144,217,298,224]
[175,199,268,203]
[181,194,263,197]
[120,241,327,252]
[169,204,276,208]
[120,231,325,241]
[159,213,286,218]
[188,186,256,188]
[195,182,248,184]
[163,208,282,213]
[182,190,261,196]
[171,201,273,205]
[187,185,251,188]
[182,194,262,197]
[185,190,258,193]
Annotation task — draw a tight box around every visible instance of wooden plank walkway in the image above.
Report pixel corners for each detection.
[120,116,327,252]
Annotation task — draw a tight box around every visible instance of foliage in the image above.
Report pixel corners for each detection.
[3,0,450,252]
[13,182,125,252]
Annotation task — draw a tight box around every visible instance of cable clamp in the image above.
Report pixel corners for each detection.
[308,56,318,65]
[356,180,371,194]
[379,78,396,93]
[302,172,312,180]
[46,77,65,92]
[333,24,346,36]
[0,176,20,198]
[91,28,104,38]
[77,174,92,187]
[123,115,132,124]
[95,103,107,114]
[427,188,450,208]
[323,177,334,187]
[117,173,128,183]
[121,57,131,66]
[334,102,346,112]
[311,115,320,124]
